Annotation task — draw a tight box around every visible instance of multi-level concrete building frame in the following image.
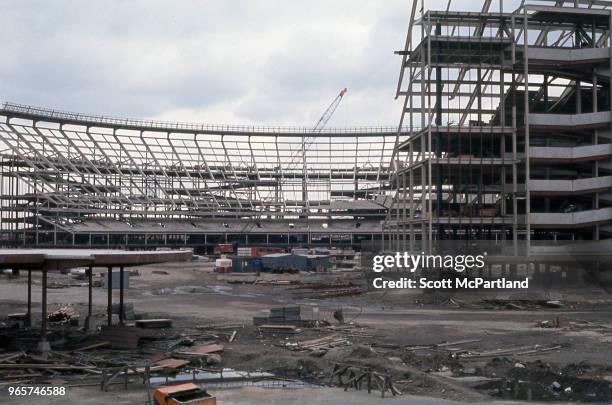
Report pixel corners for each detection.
[386,0,612,257]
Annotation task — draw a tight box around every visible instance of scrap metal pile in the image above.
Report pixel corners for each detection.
[0,321,232,391]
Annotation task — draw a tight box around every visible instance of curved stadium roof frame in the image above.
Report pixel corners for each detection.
[0,102,406,227]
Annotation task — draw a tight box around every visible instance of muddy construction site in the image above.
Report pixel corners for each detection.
[1,257,612,404]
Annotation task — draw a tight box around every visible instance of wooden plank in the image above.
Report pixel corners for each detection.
[0,364,97,370]
[0,373,42,380]
[460,345,562,358]
[436,339,481,348]
[178,344,224,356]
[297,334,339,347]
[135,319,173,329]
[70,341,110,352]
[153,358,190,369]
[0,352,25,363]
[258,324,297,330]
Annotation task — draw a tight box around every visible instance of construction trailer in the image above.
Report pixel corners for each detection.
[385,0,612,258]
[230,256,264,273]
[261,253,331,272]
[236,246,284,257]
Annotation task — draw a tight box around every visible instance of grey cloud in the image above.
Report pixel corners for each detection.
[0,0,521,126]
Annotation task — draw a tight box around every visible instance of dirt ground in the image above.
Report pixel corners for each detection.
[1,258,612,404]
[4,385,539,405]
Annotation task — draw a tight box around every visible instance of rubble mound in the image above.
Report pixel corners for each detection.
[323,344,377,362]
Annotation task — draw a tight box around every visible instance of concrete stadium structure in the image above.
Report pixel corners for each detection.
[385,0,612,256]
[0,103,404,252]
[4,0,612,258]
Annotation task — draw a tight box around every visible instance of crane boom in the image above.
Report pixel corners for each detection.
[298,88,347,213]
[286,88,348,168]
[312,87,347,133]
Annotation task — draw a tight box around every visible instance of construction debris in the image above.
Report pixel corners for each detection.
[536,317,561,328]
[398,338,482,352]
[167,337,194,350]
[286,334,350,355]
[0,254,608,404]
[71,342,110,352]
[154,383,217,405]
[474,358,612,401]
[331,363,401,398]
[297,286,365,299]
[481,299,565,311]
[179,343,224,355]
[153,358,191,371]
[99,325,153,349]
[135,319,173,329]
[48,305,79,325]
[253,306,302,326]
[258,324,300,335]
[458,344,563,359]
[333,309,344,324]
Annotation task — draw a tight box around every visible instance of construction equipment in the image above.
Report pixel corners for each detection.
[286,88,347,211]
[311,88,347,136]
[213,243,236,255]
[153,383,217,405]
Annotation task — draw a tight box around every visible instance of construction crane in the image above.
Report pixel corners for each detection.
[289,88,348,212]
[286,88,348,167]
[311,87,348,136]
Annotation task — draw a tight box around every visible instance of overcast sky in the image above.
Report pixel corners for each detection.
[0,0,512,127]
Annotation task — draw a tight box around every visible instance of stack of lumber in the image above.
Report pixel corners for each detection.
[135,319,172,329]
[257,324,300,335]
[287,334,349,354]
[253,306,301,326]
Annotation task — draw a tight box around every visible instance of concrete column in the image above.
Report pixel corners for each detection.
[38,269,50,356]
[26,270,31,327]
[107,266,112,326]
[523,7,531,257]
[593,74,598,113]
[85,265,93,330]
[119,266,125,325]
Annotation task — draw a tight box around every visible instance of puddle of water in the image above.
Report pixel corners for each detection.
[146,285,262,298]
[208,284,261,298]
[150,368,315,390]
[431,371,494,383]
[147,286,209,295]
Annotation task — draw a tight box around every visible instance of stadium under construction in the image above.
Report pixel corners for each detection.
[3,2,612,403]
[0,102,401,253]
[1,0,612,259]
